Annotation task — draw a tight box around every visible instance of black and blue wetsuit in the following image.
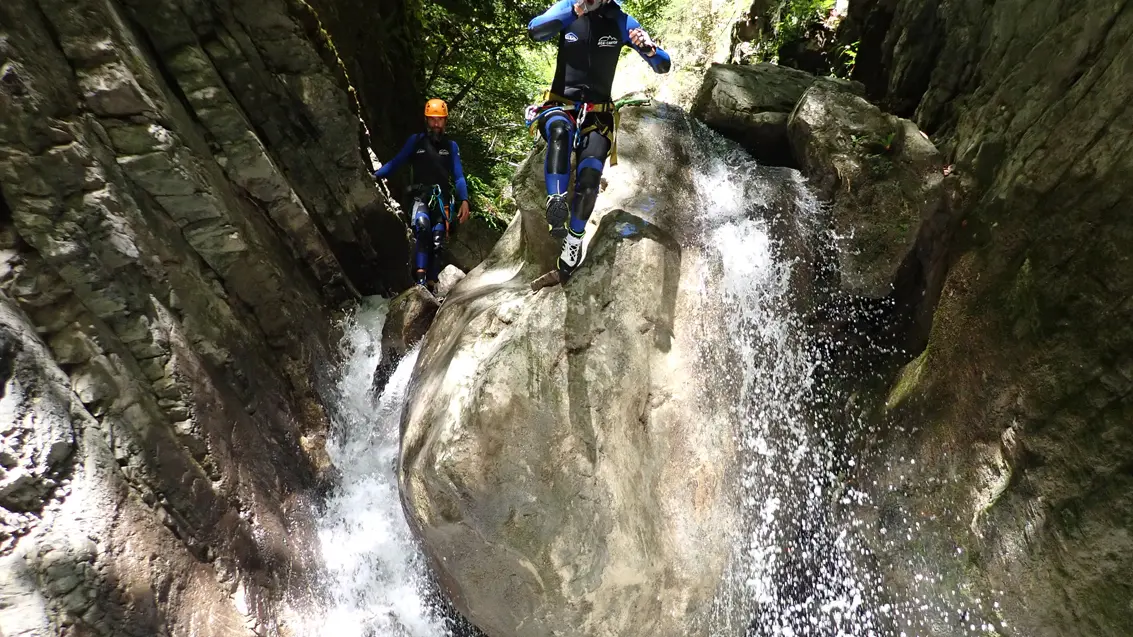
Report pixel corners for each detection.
[528,0,670,238]
[375,132,469,285]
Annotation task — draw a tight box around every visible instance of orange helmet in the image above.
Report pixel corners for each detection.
[424,99,448,118]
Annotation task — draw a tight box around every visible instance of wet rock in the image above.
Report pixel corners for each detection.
[838,0,1133,635]
[0,0,418,632]
[435,265,466,298]
[0,299,75,517]
[692,63,863,165]
[788,81,946,299]
[373,286,441,392]
[400,106,740,637]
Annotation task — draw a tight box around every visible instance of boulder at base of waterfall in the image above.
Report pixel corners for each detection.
[787,82,951,301]
[374,286,440,392]
[435,265,466,298]
[446,215,505,273]
[398,105,738,637]
[692,63,862,166]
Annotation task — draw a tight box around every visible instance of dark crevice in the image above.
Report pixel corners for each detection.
[0,187,13,228]
[843,0,899,104]
[0,331,18,402]
[115,3,218,151]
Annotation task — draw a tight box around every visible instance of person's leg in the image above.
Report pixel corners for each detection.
[557,122,611,279]
[428,218,446,290]
[410,199,432,286]
[423,194,453,292]
[538,109,575,239]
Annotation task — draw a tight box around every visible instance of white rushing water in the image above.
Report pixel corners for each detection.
[293,115,995,637]
[295,298,446,637]
[688,132,887,637]
[682,120,997,637]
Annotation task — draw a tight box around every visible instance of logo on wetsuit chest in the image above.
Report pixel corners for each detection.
[565,32,579,42]
[597,35,619,47]
[417,148,450,157]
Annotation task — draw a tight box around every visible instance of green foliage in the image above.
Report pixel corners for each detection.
[414,1,549,221]
[776,0,836,46]
[619,0,670,30]
[465,174,515,229]
[746,0,837,64]
[836,39,860,78]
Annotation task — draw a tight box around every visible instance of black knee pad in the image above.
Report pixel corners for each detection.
[544,116,573,175]
[574,166,603,222]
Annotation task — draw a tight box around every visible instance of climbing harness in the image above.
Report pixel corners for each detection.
[524,91,650,166]
[427,184,453,236]
[409,183,453,236]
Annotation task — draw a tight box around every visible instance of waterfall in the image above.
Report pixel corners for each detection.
[686,129,888,637]
[293,298,446,637]
[681,119,996,637]
[291,111,996,637]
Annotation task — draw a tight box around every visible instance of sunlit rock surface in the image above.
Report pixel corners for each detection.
[0,0,414,632]
[398,105,759,637]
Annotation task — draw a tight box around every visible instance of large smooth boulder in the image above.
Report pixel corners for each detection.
[396,105,792,637]
[692,63,863,165]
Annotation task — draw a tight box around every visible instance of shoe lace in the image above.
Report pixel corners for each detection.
[563,234,582,262]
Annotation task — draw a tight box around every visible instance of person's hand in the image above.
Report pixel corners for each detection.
[574,0,604,15]
[629,28,656,55]
[458,200,471,224]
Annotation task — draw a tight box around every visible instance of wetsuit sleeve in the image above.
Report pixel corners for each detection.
[374,133,419,178]
[528,0,578,41]
[621,13,672,73]
[450,141,469,203]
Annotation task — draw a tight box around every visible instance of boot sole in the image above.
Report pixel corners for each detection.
[546,199,569,239]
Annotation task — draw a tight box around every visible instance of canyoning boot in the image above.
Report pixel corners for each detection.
[545,193,569,240]
[556,228,584,282]
[530,228,584,292]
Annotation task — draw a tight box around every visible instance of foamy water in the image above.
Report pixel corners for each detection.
[292,298,445,637]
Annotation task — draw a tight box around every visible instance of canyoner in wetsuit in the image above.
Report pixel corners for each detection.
[374,99,471,292]
[527,0,671,284]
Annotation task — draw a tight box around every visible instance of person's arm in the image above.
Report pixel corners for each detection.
[374,133,419,179]
[451,140,471,223]
[621,13,671,74]
[528,0,579,41]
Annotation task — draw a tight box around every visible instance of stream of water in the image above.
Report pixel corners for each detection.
[294,299,445,637]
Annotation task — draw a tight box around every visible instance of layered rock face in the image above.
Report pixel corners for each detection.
[302,0,421,159]
[834,1,1133,635]
[396,106,798,637]
[0,0,410,633]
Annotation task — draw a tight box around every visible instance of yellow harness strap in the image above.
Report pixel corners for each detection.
[529,91,622,166]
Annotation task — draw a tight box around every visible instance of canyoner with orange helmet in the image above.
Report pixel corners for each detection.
[374,98,471,293]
